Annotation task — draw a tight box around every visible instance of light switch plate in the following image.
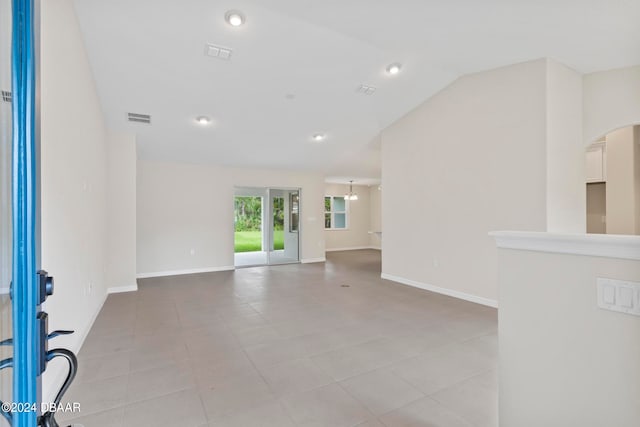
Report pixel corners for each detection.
[597,278,640,316]
[602,284,616,305]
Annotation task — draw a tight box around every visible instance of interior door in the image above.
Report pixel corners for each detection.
[1,0,14,424]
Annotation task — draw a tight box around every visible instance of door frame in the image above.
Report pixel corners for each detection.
[11,0,41,425]
[233,186,301,268]
[265,187,300,266]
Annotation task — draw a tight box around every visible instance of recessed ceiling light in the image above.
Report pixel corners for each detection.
[312,134,326,142]
[196,116,211,125]
[225,10,245,27]
[386,63,402,75]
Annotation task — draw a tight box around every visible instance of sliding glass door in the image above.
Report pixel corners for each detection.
[234,187,300,267]
[267,189,299,265]
[234,188,268,267]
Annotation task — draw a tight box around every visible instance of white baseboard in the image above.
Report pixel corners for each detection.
[301,257,326,264]
[380,272,499,308]
[108,284,138,294]
[42,290,108,404]
[136,266,235,279]
[325,246,380,252]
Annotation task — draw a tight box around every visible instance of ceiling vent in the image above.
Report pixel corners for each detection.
[356,84,376,95]
[205,43,233,60]
[1,90,11,103]
[127,112,151,124]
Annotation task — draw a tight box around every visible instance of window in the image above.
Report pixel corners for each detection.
[325,196,348,229]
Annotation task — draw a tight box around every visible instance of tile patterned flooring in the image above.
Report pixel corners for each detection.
[61,250,498,427]
[234,250,299,268]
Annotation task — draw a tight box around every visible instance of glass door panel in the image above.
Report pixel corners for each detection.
[234,187,300,267]
[0,0,13,423]
[234,188,267,267]
[268,189,299,265]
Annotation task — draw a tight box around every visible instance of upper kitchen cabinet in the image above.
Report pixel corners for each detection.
[586,141,606,183]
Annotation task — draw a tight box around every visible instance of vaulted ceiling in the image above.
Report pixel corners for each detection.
[73,0,640,180]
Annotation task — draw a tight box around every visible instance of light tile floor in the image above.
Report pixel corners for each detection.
[60,250,498,427]
[234,250,299,268]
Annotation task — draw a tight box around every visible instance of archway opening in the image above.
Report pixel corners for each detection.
[585,124,640,235]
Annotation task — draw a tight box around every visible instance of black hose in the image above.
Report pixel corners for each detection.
[45,349,77,407]
[0,357,12,370]
[38,348,78,427]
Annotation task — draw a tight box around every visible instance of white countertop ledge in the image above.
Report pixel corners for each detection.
[489,231,640,261]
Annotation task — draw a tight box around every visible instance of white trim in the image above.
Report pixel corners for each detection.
[301,257,326,264]
[381,272,499,308]
[489,231,640,260]
[326,246,379,252]
[0,287,9,295]
[108,284,138,294]
[136,266,235,279]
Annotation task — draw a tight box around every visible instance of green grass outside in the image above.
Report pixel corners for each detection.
[234,230,284,253]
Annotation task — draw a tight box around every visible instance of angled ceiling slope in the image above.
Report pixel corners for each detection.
[73,0,640,178]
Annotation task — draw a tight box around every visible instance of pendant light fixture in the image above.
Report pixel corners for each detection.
[344,180,358,201]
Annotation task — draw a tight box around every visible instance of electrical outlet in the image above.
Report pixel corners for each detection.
[190,248,195,255]
[433,258,439,268]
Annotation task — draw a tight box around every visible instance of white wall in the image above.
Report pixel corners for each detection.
[583,65,640,143]
[369,185,382,249]
[582,65,640,236]
[40,0,109,402]
[324,183,372,251]
[605,126,639,235]
[497,245,640,427]
[107,132,137,291]
[381,59,549,304]
[137,160,325,276]
[546,60,585,233]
